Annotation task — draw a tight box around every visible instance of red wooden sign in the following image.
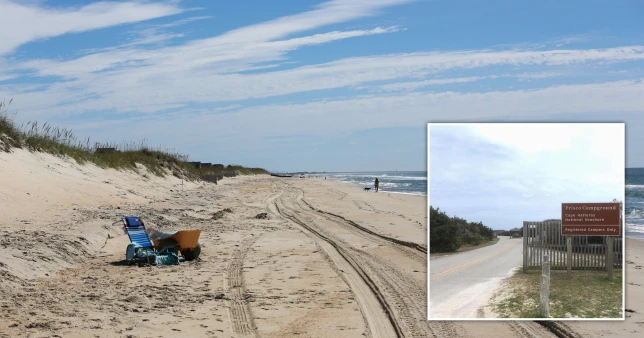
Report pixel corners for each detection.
[561,202,621,236]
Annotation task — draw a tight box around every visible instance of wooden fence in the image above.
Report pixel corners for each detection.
[522,221,623,271]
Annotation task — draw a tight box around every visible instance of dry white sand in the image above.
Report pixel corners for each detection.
[0,149,642,337]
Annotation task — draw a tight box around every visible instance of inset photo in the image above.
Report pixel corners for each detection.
[427,123,625,320]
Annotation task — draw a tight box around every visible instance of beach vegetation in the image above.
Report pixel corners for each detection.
[429,206,496,253]
[0,99,268,179]
[487,268,622,318]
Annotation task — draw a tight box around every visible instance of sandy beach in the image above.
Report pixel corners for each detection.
[0,149,642,337]
[563,237,644,337]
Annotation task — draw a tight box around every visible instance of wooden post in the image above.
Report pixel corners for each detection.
[540,254,550,318]
[607,236,614,280]
[523,221,528,272]
[567,236,572,280]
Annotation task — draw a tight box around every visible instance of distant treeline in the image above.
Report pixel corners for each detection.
[495,230,516,237]
[430,206,496,253]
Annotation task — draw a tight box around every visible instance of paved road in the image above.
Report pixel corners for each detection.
[429,236,524,319]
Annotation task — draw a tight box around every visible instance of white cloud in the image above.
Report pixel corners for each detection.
[375,76,490,91]
[467,124,625,188]
[121,30,185,48]
[56,80,642,147]
[0,0,184,55]
[4,45,644,120]
[1,0,643,122]
[211,0,416,44]
[0,74,17,82]
[515,72,562,80]
[157,15,213,28]
[468,124,587,154]
[7,26,401,80]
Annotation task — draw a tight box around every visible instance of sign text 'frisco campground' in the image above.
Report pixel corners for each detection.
[561,202,621,236]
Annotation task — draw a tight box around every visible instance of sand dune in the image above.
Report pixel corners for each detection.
[0,150,642,337]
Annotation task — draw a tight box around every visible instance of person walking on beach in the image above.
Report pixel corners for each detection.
[374,178,379,192]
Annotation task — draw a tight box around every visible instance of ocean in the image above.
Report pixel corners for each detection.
[627,168,644,240]
[316,170,640,236]
[317,171,427,196]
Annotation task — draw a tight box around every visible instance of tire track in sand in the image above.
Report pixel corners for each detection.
[224,235,260,338]
[297,192,569,338]
[300,199,427,256]
[269,184,450,337]
[286,187,438,337]
[270,190,403,338]
[265,182,575,338]
[534,322,584,338]
[508,322,562,338]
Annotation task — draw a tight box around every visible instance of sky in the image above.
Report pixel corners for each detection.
[0,0,643,172]
[429,123,625,230]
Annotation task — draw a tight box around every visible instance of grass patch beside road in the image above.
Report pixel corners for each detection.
[430,238,500,258]
[487,269,623,318]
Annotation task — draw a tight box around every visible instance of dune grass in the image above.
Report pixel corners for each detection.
[0,99,268,179]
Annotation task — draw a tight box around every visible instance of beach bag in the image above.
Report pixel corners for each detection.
[155,252,179,265]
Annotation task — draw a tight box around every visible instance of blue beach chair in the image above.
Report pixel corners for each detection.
[123,216,153,247]
[122,216,155,264]
[122,216,178,265]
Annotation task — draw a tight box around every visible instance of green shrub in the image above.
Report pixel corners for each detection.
[430,205,495,253]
